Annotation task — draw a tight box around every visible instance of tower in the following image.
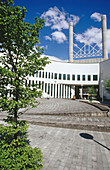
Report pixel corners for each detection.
[69,22,73,62]
[102,15,108,59]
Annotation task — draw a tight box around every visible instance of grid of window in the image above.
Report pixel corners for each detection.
[30,71,98,83]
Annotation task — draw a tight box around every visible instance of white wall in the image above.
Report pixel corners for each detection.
[99,59,110,99]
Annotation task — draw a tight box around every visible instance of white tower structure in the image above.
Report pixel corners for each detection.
[69,22,73,62]
[102,15,108,59]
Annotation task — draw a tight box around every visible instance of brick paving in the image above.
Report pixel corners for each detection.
[0,98,110,170]
[28,124,110,170]
[0,99,110,131]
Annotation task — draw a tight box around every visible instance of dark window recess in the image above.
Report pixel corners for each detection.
[93,75,98,81]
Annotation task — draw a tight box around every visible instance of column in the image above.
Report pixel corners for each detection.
[69,22,73,62]
[102,15,108,59]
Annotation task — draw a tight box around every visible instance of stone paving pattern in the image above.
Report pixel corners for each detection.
[28,124,110,170]
[0,99,110,131]
[0,99,110,170]
[25,99,106,115]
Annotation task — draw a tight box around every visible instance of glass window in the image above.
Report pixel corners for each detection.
[67,74,70,80]
[45,72,47,78]
[25,80,27,87]
[45,83,47,93]
[32,80,34,86]
[36,72,38,77]
[39,81,41,88]
[54,73,57,79]
[51,84,53,96]
[48,72,50,79]
[82,75,85,81]
[59,73,62,80]
[51,73,53,79]
[77,75,80,81]
[88,75,91,81]
[29,80,31,87]
[42,81,44,91]
[42,72,44,78]
[63,74,66,80]
[93,75,98,81]
[72,74,75,80]
[39,71,41,78]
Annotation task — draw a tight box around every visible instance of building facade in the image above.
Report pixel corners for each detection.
[28,15,110,100]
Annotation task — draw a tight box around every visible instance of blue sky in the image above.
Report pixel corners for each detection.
[14,0,110,60]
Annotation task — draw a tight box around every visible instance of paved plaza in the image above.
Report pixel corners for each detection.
[28,124,110,170]
[0,99,110,169]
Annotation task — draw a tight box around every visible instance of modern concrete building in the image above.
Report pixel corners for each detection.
[28,15,110,100]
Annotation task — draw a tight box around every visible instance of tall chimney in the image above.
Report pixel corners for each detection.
[69,22,73,62]
[102,15,108,59]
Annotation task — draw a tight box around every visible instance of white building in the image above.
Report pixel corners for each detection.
[28,15,110,100]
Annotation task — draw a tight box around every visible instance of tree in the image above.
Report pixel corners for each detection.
[87,86,96,101]
[0,0,49,168]
[104,79,110,94]
[0,0,49,127]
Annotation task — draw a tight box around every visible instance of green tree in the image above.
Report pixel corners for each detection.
[104,79,110,94]
[0,0,49,169]
[0,0,49,127]
[87,86,96,101]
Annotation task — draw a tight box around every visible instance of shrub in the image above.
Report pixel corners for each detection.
[0,121,43,170]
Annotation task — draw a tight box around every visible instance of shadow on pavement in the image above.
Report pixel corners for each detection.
[80,133,110,151]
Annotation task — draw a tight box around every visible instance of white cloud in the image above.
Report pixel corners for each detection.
[68,15,80,26]
[51,31,67,43]
[44,36,52,41]
[41,6,80,31]
[75,27,110,53]
[75,27,102,48]
[90,12,102,22]
[40,45,48,50]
